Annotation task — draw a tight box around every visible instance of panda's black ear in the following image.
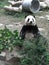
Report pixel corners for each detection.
[32,15,35,18]
[25,15,27,18]
[33,15,35,18]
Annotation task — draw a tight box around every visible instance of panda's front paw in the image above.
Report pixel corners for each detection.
[20,33,25,39]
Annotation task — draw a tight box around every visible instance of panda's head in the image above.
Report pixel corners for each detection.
[25,15,36,26]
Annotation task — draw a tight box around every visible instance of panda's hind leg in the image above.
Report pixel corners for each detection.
[20,26,26,39]
[20,31,26,39]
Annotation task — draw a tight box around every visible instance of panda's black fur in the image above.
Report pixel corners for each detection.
[20,25,39,39]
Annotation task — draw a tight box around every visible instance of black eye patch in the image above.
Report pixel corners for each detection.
[32,18,34,22]
[27,18,30,22]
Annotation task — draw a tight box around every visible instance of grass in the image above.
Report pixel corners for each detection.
[0,0,8,8]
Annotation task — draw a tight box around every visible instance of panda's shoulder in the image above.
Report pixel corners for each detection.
[22,25,27,29]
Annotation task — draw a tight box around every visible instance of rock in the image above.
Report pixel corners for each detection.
[6,24,22,32]
[0,23,5,30]
[0,52,6,61]
[45,0,49,7]
[5,57,20,65]
[39,28,45,31]
[6,24,14,32]
[5,47,22,61]
[39,16,45,19]
[40,2,47,8]
[45,15,49,21]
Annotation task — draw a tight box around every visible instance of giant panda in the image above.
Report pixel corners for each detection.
[20,15,39,39]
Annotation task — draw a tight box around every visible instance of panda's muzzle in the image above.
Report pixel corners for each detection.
[30,21,32,24]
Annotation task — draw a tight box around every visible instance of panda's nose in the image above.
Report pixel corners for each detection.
[30,21,32,24]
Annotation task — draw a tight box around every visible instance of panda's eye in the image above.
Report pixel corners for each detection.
[27,18,30,22]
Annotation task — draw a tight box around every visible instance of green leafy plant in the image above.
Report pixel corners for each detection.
[0,27,23,52]
[19,35,48,65]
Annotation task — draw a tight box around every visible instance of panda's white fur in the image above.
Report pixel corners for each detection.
[25,15,36,26]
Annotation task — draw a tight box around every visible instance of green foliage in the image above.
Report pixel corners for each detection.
[46,52,49,64]
[0,27,23,52]
[0,0,8,8]
[0,27,13,51]
[19,35,48,65]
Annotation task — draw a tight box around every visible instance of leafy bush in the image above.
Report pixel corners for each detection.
[19,35,49,65]
[0,27,23,52]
